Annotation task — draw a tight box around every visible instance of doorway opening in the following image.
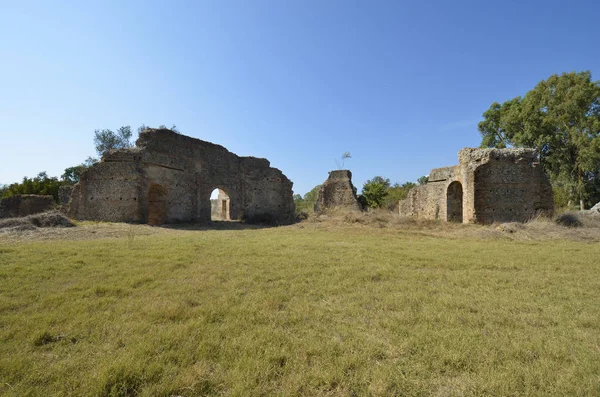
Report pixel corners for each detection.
[447,181,463,223]
[210,188,230,221]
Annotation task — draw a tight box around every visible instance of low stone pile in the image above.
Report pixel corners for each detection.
[0,211,74,232]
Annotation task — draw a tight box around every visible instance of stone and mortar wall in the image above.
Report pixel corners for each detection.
[460,148,554,224]
[398,148,554,224]
[0,195,55,218]
[68,129,295,224]
[315,170,361,212]
[58,185,74,213]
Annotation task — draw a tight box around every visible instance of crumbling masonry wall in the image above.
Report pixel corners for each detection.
[315,170,361,212]
[399,148,554,224]
[0,195,55,218]
[68,129,295,224]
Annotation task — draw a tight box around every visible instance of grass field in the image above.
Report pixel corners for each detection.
[1,217,600,396]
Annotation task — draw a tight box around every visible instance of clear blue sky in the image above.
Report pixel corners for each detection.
[1,0,599,196]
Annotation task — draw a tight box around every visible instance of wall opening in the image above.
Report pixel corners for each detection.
[447,181,463,223]
[210,188,231,221]
[148,184,167,225]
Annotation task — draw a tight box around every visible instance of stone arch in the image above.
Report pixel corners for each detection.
[447,181,463,223]
[148,183,167,225]
[210,188,231,221]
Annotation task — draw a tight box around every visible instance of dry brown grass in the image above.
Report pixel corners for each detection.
[298,208,600,242]
[2,208,599,244]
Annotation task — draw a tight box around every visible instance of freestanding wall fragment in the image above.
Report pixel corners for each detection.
[0,195,55,218]
[399,148,554,224]
[67,129,295,225]
[315,170,361,212]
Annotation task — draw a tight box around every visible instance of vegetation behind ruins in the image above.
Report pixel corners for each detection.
[2,218,600,396]
[479,71,600,210]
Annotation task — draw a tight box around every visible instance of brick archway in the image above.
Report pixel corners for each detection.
[447,181,463,223]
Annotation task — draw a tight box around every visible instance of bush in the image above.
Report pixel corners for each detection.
[555,213,583,228]
[295,211,309,221]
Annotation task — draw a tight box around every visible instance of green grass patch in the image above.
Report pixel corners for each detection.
[1,225,600,395]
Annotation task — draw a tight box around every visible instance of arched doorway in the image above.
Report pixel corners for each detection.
[210,188,230,221]
[148,184,167,225]
[447,181,463,223]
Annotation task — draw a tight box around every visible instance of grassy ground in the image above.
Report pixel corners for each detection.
[1,217,600,396]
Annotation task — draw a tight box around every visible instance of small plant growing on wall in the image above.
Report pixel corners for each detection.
[335,152,352,169]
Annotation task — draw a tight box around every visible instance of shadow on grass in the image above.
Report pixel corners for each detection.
[160,220,275,231]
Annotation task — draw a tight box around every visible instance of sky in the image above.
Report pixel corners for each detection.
[1,0,599,196]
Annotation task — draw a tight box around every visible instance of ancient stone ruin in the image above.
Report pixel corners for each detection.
[67,129,295,225]
[399,148,554,224]
[58,185,74,212]
[315,170,362,212]
[0,195,55,218]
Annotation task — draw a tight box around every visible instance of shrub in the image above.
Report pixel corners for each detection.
[555,213,583,228]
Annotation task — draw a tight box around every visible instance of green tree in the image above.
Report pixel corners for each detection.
[479,71,600,209]
[362,176,390,209]
[385,182,417,209]
[61,157,99,185]
[61,165,86,185]
[417,175,429,185]
[295,185,321,213]
[95,124,181,158]
[93,126,134,157]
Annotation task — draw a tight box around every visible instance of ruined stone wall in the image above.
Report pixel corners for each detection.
[0,195,55,218]
[399,182,445,219]
[459,148,553,224]
[68,129,295,224]
[58,186,74,213]
[315,170,361,212]
[68,150,145,222]
[398,166,461,221]
[398,148,554,224]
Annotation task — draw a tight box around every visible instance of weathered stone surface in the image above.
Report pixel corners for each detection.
[58,185,74,213]
[582,201,600,216]
[67,129,295,224]
[399,148,554,224]
[0,195,55,218]
[315,170,361,212]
